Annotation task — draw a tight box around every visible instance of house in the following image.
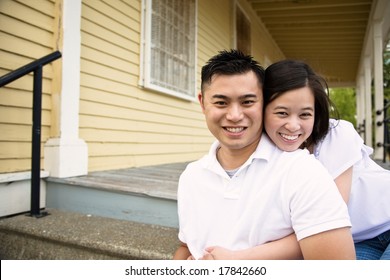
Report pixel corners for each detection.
[1,0,390,259]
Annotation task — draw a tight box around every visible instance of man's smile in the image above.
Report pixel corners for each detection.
[224,127,246,133]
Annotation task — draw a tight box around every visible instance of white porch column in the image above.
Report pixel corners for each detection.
[373,20,384,159]
[356,76,365,138]
[359,77,365,123]
[44,0,88,178]
[355,86,360,124]
[358,76,366,139]
[364,56,373,147]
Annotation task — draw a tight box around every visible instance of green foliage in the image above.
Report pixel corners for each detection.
[329,88,357,127]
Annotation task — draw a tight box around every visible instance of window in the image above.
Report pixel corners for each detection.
[142,0,197,101]
[236,5,251,55]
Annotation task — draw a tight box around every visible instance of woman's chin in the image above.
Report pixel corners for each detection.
[277,142,301,152]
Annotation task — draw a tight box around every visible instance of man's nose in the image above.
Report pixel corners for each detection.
[226,104,244,122]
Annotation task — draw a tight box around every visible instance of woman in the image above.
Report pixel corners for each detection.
[262,59,390,260]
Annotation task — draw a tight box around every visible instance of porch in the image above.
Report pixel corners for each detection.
[1,160,389,260]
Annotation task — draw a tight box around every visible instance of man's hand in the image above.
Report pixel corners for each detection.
[173,242,192,260]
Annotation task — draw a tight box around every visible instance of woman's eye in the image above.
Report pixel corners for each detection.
[301,112,313,118]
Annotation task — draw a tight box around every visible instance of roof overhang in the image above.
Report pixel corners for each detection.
[247,0,390,88]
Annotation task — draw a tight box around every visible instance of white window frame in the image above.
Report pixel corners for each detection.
[140,0,197,101]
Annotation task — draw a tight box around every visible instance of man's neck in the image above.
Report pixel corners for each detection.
[217,139,260,170]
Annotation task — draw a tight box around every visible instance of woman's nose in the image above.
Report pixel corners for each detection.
[284,118,301,131]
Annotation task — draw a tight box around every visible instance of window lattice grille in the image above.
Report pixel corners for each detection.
[148,0,196,98]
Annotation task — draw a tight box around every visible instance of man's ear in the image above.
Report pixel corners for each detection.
[198,92,205,112]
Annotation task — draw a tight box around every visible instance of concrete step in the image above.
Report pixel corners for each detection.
[0,162,186,260]
[45,162,189,228]
[0,208,180,260]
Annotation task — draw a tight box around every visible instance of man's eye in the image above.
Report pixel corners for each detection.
[214,101,226,106]
[242,100,255,105]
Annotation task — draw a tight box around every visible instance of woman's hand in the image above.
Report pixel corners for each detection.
[199,246,235,260]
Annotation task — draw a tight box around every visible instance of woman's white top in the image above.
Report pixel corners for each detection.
[314,119,390,242]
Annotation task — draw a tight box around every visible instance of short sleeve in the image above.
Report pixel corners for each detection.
[284,153,352,240]
[315,120,365,179]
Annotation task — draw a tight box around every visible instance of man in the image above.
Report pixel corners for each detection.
[173,50,355,260]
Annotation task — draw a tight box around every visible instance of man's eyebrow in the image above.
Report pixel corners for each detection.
[211,94,229,99]
[211,94,258,100]
[240,94,258,99]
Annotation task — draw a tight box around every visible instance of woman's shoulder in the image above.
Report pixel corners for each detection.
[329,119,356,133]
[316,119,365,177]
[326,119,361,142]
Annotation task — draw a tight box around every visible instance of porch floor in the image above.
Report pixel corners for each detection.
[46,159,389,203]
[45,162,190,228]
[47,161,189,201]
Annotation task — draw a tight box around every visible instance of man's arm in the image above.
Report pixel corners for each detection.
[173,242,192,260]
[299,227,355,259]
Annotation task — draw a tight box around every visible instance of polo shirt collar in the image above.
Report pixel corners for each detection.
[202,133,277,173]
[243,133,276,166]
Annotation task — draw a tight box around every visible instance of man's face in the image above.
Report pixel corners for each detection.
[199,71,263,155]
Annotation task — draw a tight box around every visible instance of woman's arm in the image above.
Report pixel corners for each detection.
[299,227,355,259]
[200,233,303,260]
[334,166,353,203]
[201,227,355,260]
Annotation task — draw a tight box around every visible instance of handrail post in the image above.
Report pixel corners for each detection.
[0,51,61,218]
[29,66,47,217]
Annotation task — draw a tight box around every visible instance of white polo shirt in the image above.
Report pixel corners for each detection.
[177,134,351,259]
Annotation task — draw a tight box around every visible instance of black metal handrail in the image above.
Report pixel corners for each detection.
[376,99,390,163]
[0,51,62,217]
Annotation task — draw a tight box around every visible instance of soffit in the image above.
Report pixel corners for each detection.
[247,0,374,87]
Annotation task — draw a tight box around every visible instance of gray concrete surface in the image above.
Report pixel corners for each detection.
[0,208,180,260]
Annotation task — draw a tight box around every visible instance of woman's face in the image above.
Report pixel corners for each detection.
[264,86,315,152]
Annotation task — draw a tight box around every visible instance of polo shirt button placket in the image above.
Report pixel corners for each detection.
[223,177,240,199]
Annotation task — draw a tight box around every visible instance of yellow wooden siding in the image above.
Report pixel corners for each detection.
[197,0,232,66]
[80,0,282,172]
[0,0,56,173]
[80,0,211,171]
[237,0,284,65]
[0,0,284,174]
